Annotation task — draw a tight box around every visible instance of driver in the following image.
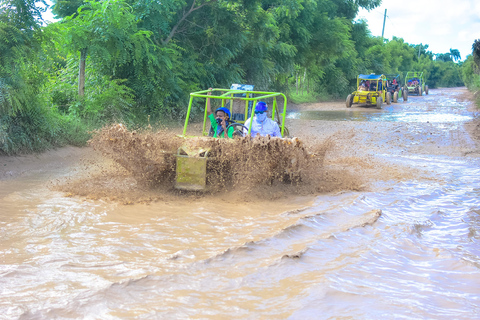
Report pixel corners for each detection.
[243,101,281,138]
[207,90,234,138]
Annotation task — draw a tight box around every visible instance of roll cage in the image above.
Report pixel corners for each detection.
[182,88,288,138]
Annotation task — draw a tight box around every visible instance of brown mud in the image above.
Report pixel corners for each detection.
[47,118,426,205]
[51,124,342,203]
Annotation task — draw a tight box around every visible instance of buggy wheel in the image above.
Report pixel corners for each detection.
[226,123,248,139]
[418,86,422,96]
[425,85,429,95]
[346,94,353,108]
[376,97,383,109]
[393,91,398,103]
[386,92,392,105]
[403,89,408,101]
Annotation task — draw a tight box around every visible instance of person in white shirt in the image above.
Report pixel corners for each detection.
[243,101,281,137]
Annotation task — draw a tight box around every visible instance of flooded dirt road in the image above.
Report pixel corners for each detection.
[1,87,480,319]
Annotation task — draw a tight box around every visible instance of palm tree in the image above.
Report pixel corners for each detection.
[449,48,461,62]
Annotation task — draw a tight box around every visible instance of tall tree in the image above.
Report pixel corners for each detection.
[0,0,45,115]
[471,39,480,67]
[60,0,152,96]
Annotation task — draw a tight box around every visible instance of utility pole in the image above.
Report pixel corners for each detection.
[381,9,387,39]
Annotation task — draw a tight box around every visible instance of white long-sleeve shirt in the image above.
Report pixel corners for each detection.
[243,117,281,137]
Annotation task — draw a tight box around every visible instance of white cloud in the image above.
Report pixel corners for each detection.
[357,0,480,60]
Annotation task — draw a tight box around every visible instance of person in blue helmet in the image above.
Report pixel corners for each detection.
[243,101,281,137]
[207,89,234,138]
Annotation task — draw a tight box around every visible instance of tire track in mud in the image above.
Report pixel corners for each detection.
[200,208,382,266]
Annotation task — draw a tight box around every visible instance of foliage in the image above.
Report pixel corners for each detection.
[462,56,480,88]
[473,39,480,68]
[461,54,480,107]
[0,100,90,155]
[0,0,43,116]
[52,0,84,18]
[0,0,92,154]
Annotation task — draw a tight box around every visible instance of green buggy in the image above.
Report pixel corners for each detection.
[405,71,428,96]
[176,88,289,191]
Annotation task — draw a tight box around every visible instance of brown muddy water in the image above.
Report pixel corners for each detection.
[1,88,480,319]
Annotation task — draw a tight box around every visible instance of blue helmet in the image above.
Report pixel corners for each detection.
[215,107,231,118]
[255,101,268,112]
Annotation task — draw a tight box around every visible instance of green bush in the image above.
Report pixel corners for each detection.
[0,106,91,155]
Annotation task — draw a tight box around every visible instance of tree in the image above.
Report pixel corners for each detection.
[435,53,453,62]
[60,0,152,97]
[450,48,461,62]
[473,39,480,67]
[0,0,45,115]
[435,48,461,62]
[51,0,85,18]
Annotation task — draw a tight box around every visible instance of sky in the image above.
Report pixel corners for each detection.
[357,0,480,61]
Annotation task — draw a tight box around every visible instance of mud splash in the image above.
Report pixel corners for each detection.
[52,124,380,203]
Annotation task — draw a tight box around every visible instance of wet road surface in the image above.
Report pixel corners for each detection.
[1,88,479,319]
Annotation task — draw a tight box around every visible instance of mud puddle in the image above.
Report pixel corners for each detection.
[287,108,473,123]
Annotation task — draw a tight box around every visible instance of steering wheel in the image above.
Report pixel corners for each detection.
[226,122,249,138]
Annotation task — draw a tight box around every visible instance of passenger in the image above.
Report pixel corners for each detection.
[206,89,234,138]
[243,101,281,138]
[358,81,367,91]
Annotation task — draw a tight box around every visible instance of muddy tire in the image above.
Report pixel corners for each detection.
[425,85,429,95]
[346,94,353,108]
[376,97,383,109]
[403,89,408,101]
[418,86,422,96]
[393,91,398,103]
[386,92,392,105]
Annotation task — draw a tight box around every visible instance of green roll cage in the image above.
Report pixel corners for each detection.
[405,71,424,87]
[182,88,288,137]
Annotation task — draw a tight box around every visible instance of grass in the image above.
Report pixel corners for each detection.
[287,87,331,104]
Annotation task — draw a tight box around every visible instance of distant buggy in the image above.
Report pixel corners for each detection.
[346,74,388,109]
[385,74,407,103]
[405,71,428,96]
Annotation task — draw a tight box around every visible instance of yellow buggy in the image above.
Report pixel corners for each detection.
[346,74,388,109]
